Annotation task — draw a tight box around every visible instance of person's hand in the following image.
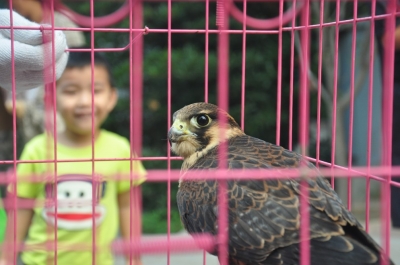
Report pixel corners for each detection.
[0,9,69,92]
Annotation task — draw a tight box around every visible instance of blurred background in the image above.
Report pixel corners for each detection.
[1,0,387,236]
[77,0,382,234]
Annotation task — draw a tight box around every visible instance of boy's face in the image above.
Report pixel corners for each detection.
[56,65,117,136]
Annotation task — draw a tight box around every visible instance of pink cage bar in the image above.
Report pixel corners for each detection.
[0,0,399,265]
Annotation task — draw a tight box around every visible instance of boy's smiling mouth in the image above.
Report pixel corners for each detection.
[75,113,95,119]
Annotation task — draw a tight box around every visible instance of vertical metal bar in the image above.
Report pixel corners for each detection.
[89,0,96,263]
[289,0,297,151]
[330,0,341,189]
[365,0,377,233]
[316,0,325,166]
[42,1,58,263]
[216,0,229,264]
[299,0,310,264]
[346,0,359,211]
[300,178,310,265]
[129,0,134,263]
[216,0,225,28]
[240,0,247,131]
[299,0,310,155]
[167,0,172,264]
[49,1,58,264]
[276,0,284,145]
[129,0,144,263]
[7,5,18,265]
[203,0,210,261]
[132,1,144,158]
[204,0,209,103]
[381,0,396,263]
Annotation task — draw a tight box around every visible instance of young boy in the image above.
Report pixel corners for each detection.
[3,51,146,265]
[9,0,86,143]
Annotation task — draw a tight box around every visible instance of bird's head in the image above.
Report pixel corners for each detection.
[168,102,244,158]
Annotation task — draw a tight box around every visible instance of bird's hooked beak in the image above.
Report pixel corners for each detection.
[168,119,192,146]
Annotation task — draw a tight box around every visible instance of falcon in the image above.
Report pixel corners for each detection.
[168,102,393,265]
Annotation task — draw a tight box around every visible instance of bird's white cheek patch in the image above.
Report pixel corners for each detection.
[175,140,199,158]
[171,142,178,154]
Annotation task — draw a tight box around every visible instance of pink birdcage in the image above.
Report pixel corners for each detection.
[1,0,399,265]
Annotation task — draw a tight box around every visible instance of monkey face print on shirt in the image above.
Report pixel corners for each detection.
[42,174,106,230]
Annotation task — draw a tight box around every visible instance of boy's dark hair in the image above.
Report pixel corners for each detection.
[66,50,115,87]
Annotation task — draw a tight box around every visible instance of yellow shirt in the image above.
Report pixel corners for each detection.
[12,130,146,265]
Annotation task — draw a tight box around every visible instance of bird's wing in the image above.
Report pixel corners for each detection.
[177,135,383,264]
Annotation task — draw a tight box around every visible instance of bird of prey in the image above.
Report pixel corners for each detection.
[168,102,393,265]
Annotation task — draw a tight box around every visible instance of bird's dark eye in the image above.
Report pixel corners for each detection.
[196,114,211,127]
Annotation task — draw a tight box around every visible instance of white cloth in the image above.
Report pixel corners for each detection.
[52,11,85,48]
[0,9,69,92]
